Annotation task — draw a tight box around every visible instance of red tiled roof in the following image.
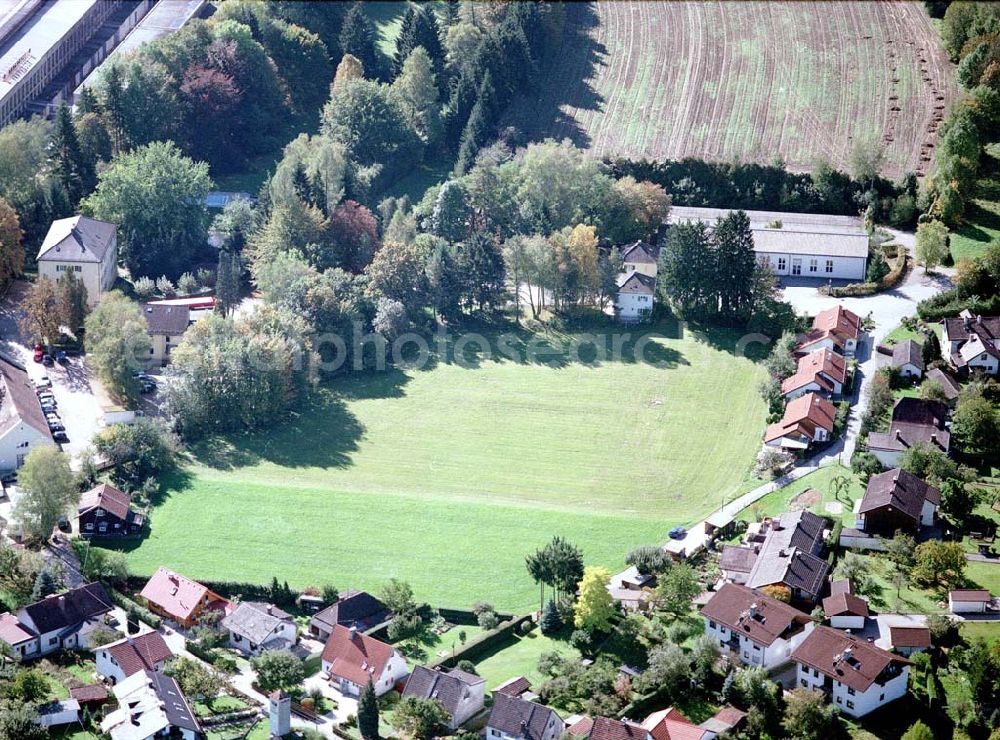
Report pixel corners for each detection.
[813,305,861,338]
[77,483,133,521]
[949,589,992,602]
[643,708,704,740]
[567,717,594,737]
[495,676,531,696]
[782,349,847,395]
[70,684,109,704]
[764,393,836,443]
[103,632,174,677]
[589,716,647,740]
[708,706,746,729]
[821,592,869,618]
[792,626,910,693]
[0,612,34,644]
[140,567,213,622]
[889,626,931,648]
[321,625,396,687]
[700,583,811,647]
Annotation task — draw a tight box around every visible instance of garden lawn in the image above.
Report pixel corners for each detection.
[114,324,767,612]
[738,465,863,528]
[396,624,487,668]
[949,145,1000,263]
[472,628,581,690]
[965,561,1000,594]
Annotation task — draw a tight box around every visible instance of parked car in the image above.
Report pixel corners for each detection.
[48,423,65,433]
[133,372,151,381]
[52,431,68,442]
[668,526,687,540]
[140,381,156,394]
[37,392,55,403]
[55,351,68,365]
[33,376,51,390]
[32,344,43,363]
[41,354,53,367]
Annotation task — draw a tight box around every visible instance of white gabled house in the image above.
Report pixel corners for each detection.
[403,665,486,730]
[36,215,118,307]
[0,355,53,474]
[222,601,297,655]
[700,583,814,670]
[615,271,656,323]
[942,313,1000,376]
[781,349,847,401]
[0,582,114,659]
[321,625,408,697]
[95,631,174,684]
[763,393,836,451]
[619,241,659,279]
[793,626,910,718]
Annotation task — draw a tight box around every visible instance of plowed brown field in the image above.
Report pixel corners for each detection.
[527,1,958,179]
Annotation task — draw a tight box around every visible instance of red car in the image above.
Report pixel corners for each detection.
[32,344,43,363]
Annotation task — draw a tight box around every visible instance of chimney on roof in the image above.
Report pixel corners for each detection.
[266,605,272,616]
[895,429,903,441]
[349,625,358,641]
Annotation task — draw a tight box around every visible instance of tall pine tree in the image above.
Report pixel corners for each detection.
[50,102,94,206]
[458,232,505,313]
[427,241,463,322]
[454,70,496,174]
[340,3,383,82]
[357,679,380,740]
[658,221,715,321]
[215,248,241,317]
[711,210,756,322]
[392,5,419,78]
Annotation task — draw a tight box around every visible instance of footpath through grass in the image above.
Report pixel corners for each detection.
[117,323,767,612]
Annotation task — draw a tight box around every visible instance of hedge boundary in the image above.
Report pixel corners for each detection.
[823,250,909,298]
[428,614,535,670]
[109,589,162,629]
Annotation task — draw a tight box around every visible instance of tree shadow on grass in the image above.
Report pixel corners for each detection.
[192,387,373,472]
[507,2,606,148]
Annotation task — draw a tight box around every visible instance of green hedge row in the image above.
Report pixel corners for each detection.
[109,589,162,629]
[826,251,909,298]
[917,288,1000,322]
[428,614,535,670]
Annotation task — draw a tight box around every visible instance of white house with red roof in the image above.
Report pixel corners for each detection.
[797,305,863,356]
[642,707,707,740]
[793,626,910,717]
[763,393,836,451]
[320,625,408,697]
[781,349,847,401]
[0,355,53,473]
[95,631,175,684]
[139,568,230,630]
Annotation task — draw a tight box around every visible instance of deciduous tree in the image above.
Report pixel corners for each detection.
[574,566,614,633]
[393,697,448,740]
[84,292,152,404]
[14,446,77,543]
[0,198,23,291]
[915,220,950,272]
[912,540,966,590]
[18,277,60,347]
[251,650,304,692]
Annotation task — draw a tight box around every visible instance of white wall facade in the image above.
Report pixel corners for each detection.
[623,262,657,279]
[488,713,562,740]
[784,376,842,401]
[757,252,866,282]
[898,362,922,378]
[965,351,999,375]
[616,292,653,321]
[829,615,866,630]
[227,619,297,655]
[0,423,52,474]
[37,240,117,308]
[448,681,486,729]
[796,663,908,717]
[949,598,987,614]
[704,619,812,670]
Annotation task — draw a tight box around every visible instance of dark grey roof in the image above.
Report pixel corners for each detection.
[619,240,658,264]
[22,583,112,634]
[891,340,924,371]
[488,692,560,740]
[222,601,292,645]
[310,590,388,632]
[142,304,191,336]
[403,666,484,717]
[746,542,829,598]
[892,398,948,427]
[868,423,950,454]
[859,468,940,521]
[617,271,656,295]
[720,546,757,573]
[943,315,1000,344]
[37,215,116,263]
[148,671,200,733]
[770,510,826,554]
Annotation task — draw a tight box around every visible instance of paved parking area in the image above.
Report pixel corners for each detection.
[25,357,104,463]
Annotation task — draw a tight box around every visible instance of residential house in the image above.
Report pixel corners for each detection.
[77,483,144,538]
[856,468,940,536]
[822,585,869,630]
[887,626,931,656]
[321,625,408,697]
[667,206,869,281]
[763,393,836,451]
[793,626,911,718]
[101,670,201,740]
[36,699,81,729]
[309,590,389,641]
[891,340,924,379]
[486,693,563,740]
[139,567,229,629]
[924,368,962,406]
[142,303,191,367]
[0,355,52,473]
[744,510,829,603]
[866,398,951,468]
[588,716,650,740]
[942,313,1000,376]
[798,305,863,356]
[781,349,847,401]
[0,582,114,658]
[619,241,659,278]
[95,631,174,684]
[402,665,486,730]
[949,589,993,614]
[700,583,814,669]
[642,707,709,740]
[616,272,656,322]
[222,601,297,655]
[36,215,118,307]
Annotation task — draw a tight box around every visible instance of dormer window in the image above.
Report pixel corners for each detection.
[95,509,105,517]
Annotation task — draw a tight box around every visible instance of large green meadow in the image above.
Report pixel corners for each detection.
[115,324,767,612]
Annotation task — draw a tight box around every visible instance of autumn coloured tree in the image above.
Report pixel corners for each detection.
[0,198,24,290]
[331,200,379,272]
[574,566,614,633]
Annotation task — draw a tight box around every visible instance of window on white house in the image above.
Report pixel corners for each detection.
[777,258,787,271]
[74,266,82,272]
[848,687,855,695]
[847,700,854,710]
[809,259,818,272]
[826,260,834,273]
[709,620,716,628]
[836,697,842,704]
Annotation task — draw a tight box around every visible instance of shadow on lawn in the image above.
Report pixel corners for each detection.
[508,2,606,149]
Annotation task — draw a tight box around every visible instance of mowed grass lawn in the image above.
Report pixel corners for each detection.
[116,324,767,612]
